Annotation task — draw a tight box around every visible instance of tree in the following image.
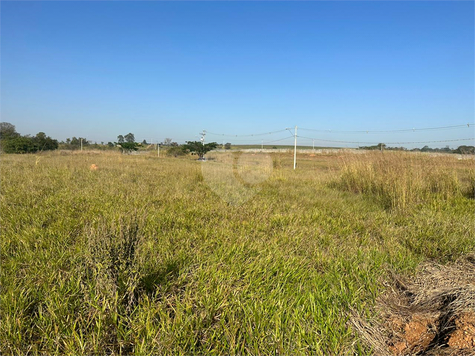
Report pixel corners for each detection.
[124,133,135,143]
[182,141,218,159]
[142,139,148,145]
[2,136,35,153]
[117,141,139,154]
[117,135,125,144]
[376,143,386,151]
[163,138,172,146]
[0,122,20,139]
[67,137,88,149]
[225,142,231,150]
[455,145,475,154]
[33,132,58,151]
[2,131,58,153]
[107,142,115,148]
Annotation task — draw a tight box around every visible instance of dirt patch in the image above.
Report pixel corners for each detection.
[447,312,475,350]
[351,255,475,355]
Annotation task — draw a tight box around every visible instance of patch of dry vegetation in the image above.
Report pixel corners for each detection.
[336,152,474,210]
[351,255,475,355]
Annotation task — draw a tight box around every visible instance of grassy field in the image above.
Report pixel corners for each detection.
[1,150,474,355]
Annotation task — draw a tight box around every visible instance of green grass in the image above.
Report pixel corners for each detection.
[1,150,473,355]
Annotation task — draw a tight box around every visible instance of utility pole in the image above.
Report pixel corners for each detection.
[200,130,206,160]
[293,126,297,170]
[80,138,83,151]
[157,142,160,157]
[261,140,264,150]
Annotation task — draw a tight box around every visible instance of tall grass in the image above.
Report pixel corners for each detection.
[337,152,473,210]
[1,150,473,355]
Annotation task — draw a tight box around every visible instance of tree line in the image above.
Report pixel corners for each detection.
[0,122,58,153]
[1,122,472,155]
[358,142,475,154]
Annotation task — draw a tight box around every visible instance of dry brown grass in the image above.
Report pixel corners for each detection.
[351,254,475,355]
[336,152,474,210]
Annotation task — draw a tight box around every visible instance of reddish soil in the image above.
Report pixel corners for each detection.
[388,312,475,355]
[447,312,475,351]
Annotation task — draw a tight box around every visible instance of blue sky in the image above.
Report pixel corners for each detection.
[1,1,474,147]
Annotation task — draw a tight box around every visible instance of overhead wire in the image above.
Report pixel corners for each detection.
[297,135,475,145]
[299,123,471,134]
[206,129,289,137]
[203,123,474,147]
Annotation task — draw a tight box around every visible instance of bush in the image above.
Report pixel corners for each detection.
[166,146,185,157]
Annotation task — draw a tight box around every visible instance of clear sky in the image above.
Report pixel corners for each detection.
[1,1,474,148]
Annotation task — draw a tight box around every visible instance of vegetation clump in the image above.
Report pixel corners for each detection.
[336,152,474,210]
[351,255,475,355]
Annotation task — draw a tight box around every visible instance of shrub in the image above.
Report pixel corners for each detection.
[166,146,186,157]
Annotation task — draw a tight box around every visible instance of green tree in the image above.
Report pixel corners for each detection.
[225,142,231,150]
[117,142,139,154]
[2,136,35,153]
[33,132,58,151]
[124,133,135,143]
[182,141,218,159]
[117,135,125,144]
[68,137,88,149]
[455,145,475,154]
[1,131,58,153]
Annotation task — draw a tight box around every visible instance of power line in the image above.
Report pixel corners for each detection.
[209,135,294,144]
[297,135,475,145]
[263,136,295,145]
[299,123,472,134]
[206,129,288,137]
[205,123,472,138]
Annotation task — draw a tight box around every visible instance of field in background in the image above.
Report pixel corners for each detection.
[1,150,474,355]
